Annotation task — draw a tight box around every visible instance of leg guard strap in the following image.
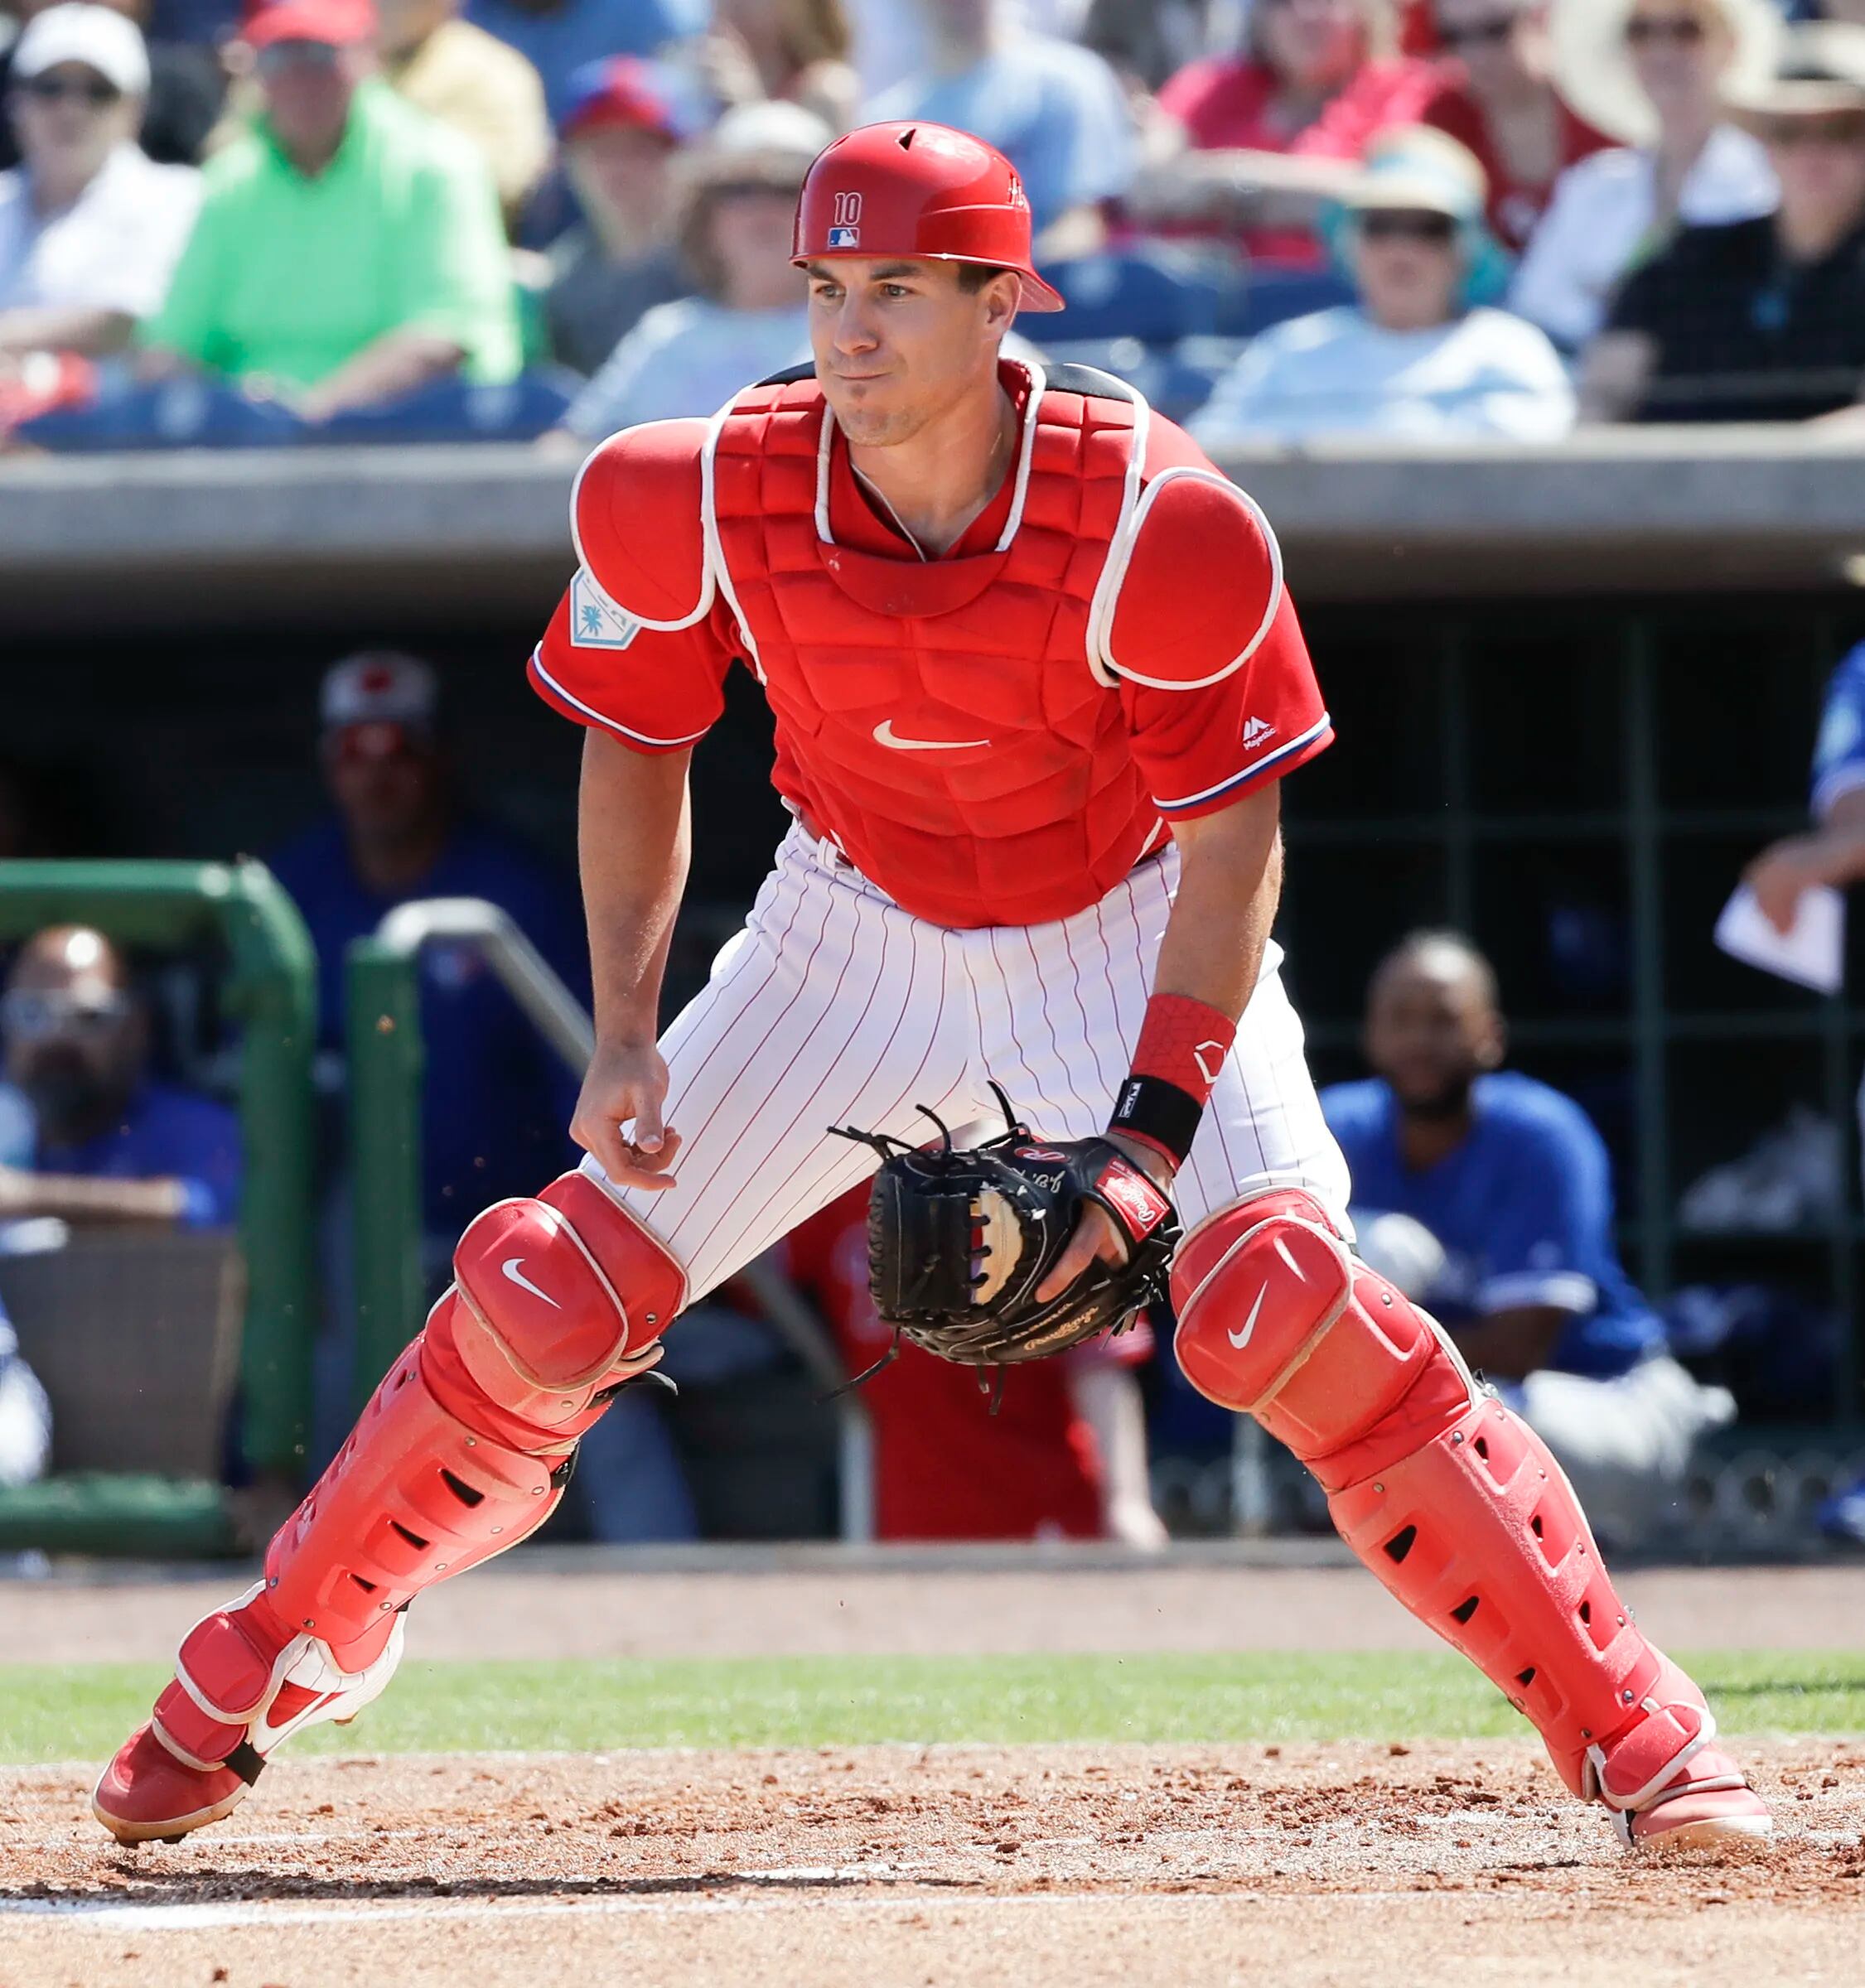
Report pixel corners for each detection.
[148,1577,408,1773]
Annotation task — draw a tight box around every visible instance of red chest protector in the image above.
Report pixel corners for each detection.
[705,359,1163,929]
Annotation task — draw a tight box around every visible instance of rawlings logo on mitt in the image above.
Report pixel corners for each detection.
[830,1085,1181,1372]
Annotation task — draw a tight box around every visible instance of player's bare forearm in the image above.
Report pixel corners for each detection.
[571,732,693,1187]
[1036,787,1282,1300]
[1152,782,1283,1026]
[579,731,691,1040]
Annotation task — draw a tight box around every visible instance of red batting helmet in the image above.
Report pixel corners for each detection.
[792,121,1065,312]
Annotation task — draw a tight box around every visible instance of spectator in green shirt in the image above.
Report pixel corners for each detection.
[140,0,519,422]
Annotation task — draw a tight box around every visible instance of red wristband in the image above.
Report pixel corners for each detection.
[1108,995,1238,1169]
[1132,994,1237,1105]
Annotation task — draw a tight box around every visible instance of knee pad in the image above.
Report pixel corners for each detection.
[1172,1189,1472,1488]
[442,1172,686,1430]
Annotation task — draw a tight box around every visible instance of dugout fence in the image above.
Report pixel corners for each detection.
[0,860,316,1555]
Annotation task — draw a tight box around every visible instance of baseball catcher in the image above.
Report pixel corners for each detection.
[94,117,1769,1855]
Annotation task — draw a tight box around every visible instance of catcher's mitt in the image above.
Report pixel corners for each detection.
[831,1085,1181,1371]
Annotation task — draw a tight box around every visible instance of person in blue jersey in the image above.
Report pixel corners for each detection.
[1745,640,1865,1545]
[0,925,240,1231]
[1323,929,1733,1542]
[268,652,589,1252]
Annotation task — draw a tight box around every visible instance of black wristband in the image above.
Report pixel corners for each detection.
[1109,1072,1203,1170]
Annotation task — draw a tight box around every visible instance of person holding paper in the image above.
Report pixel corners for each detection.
[1746,640,1865,937]
[1323,929,1737,1546]
[1743,640,1865,1546]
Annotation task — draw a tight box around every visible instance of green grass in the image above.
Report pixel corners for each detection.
[4,1652,1864,1766]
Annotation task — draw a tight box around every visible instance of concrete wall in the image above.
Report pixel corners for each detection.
[6,431,1864,632]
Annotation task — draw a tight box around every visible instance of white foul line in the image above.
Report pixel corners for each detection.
[0,1881,1290,1933]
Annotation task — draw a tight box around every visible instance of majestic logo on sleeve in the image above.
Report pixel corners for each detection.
[828,190,862,248]
[570,568,643,650]
[1240,717,1277,751]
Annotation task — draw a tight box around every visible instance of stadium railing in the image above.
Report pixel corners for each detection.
[345,899,875,1542]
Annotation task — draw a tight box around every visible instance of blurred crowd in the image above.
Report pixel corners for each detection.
[3,0,1865,446]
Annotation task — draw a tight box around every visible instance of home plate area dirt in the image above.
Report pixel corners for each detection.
[6,1740,1865,1988]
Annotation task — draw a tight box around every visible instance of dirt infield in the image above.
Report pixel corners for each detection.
[5,1558,1864,1986]
[6,1740,1865,1987]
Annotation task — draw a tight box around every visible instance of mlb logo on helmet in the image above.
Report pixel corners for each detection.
[828,189,861,248]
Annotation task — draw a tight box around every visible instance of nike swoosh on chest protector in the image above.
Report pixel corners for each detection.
[872,720,992,751]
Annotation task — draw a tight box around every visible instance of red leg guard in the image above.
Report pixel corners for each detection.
[268,1172,686,1661]
[1172,1191,1764,1834]
[92,1175,687,1845]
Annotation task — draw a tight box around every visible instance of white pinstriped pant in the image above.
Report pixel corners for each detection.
[592,824,1351,1305]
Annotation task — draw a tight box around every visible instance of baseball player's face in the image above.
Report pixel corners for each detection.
[1364,955,1505,1118]
[805,257,1018,447]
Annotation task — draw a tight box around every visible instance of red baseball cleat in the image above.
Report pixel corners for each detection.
[92,1724,254,1846]
[90,1580,405,1846]
[1619,1742,1774,1850]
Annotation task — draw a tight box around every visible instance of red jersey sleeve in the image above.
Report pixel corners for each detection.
[526,418,737,753]
[1105,466,1332,819]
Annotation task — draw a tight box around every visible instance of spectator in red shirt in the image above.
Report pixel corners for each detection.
[781,1184,1167,1546]
[1419,0,1621,248]
[1139,0,1442,263]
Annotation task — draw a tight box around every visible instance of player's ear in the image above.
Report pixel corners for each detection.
[982,270,1022,337]
[1476,1009,1507,1073]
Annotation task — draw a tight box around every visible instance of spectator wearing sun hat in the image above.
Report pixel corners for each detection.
[544,55,700,376]
[138,0,519,419]
[556,98,829,441]
[0,3,201,359]
[1584,22,1865,421]
[1510,0,1780,350]
[1190,124,1574,445]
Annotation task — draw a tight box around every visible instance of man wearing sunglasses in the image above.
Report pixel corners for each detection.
[0,926,239,1233]
[0,2,201,366]
[1584,22,1865,421]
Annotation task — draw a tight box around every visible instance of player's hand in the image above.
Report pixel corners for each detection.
[571,1038,682,1191]
[1743,835,1829,935]
[1034,1136,1176,1304]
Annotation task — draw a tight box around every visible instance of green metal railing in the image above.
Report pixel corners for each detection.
[345,899,875,1538]
[0,859,316,1553]
[345,934,427,1415]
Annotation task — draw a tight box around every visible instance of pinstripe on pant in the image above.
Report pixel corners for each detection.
[587,824,1351,1306]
